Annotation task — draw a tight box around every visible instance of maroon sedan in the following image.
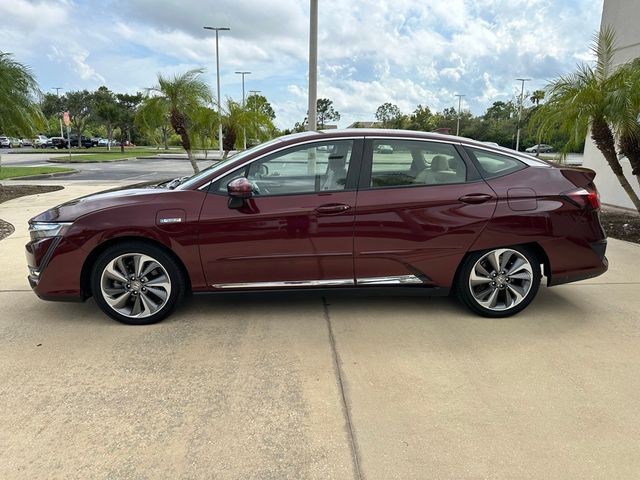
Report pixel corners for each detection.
[26,130,607,324]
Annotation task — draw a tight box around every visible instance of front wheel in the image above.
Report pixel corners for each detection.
[91,242,186,325]
[456,246,541,317]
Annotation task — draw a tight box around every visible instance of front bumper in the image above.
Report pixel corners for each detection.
[25,234,86,301]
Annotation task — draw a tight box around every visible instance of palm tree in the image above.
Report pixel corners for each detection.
[609,57,640,189]
[529,90,545,106]
[221,98,274,158]
[149,69,212,173]
[136,96,171,150]
[532,27,640,213]
[0,52,42,137]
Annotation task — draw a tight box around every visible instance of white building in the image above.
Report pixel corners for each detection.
[582,0,640,209]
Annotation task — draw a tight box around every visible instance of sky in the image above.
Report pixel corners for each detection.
[0,0,604,129]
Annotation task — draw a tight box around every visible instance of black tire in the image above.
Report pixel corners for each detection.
[456,245,541,318]
[90,241,187,325]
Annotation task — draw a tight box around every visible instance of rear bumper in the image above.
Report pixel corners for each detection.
[547,239,608,286]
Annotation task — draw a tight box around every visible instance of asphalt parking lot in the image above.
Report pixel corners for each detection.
[1,186,640,479]
[1,150,217,184]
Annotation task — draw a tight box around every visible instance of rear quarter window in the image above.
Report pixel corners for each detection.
[465,147,526,179]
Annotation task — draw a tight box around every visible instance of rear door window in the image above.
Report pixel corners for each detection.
[368,139,467,188]
[465,148,526,179]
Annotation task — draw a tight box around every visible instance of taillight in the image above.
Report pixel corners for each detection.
[563,187,600,210]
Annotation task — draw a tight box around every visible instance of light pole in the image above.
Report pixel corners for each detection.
[235,71,251,149]
[203,26,230,158]
[515,78,531,151]
[454,94,465,136]
[52,87,64,138]
[308,0,318,131]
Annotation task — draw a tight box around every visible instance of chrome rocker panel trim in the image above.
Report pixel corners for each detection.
[212,275,424,289]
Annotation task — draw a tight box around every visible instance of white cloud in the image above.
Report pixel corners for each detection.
[0,0,605,129]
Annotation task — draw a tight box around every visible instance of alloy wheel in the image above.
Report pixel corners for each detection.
[100,253,172,319]
[468,248,533,311]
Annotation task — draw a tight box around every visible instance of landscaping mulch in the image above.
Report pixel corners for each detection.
[600,208,640,244]
[0,185,64,241]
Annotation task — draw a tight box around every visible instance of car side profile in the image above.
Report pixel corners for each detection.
[26,130,607,324]
[525,143,554,153]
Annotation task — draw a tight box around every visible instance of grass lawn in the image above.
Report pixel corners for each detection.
[48,148,170,163]
[0,166,74,179]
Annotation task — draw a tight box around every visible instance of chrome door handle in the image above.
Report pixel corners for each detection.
[315,204,351,214]
[458,193,493,204]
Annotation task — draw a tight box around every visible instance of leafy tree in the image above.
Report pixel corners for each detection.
[40,92,65,119]
[65,90,93,145]
[245,93,277,142]
[375,102,403,128]
[484,100,516,120]
[246,93,275,120]
[0,52,42,137]
[149,68,213,173]
[316,98,340,129]
[532,26,640,213]
[407,104,435,131]
[93,86,119,151]
[114,93,143,153]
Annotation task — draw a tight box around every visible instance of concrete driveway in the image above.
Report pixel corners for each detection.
[1,186,639,479]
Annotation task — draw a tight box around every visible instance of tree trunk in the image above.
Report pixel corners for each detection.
[170,108,199,174]
[591,119,640,213]
[222,125,236,158]
[107,124,112,152]
[162,126,168,150]
[186,149,199,174]
[618,132,640,190]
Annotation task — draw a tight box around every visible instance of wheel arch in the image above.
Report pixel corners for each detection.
[80,235,192,298]
[452,241,551,291]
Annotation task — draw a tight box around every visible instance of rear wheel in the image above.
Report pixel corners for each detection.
[91,242,186,325]
[456,246,541,317]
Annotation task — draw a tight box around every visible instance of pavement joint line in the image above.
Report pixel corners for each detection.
[322,296,364,480]
[560,282,640,286]
[0,289,31,293]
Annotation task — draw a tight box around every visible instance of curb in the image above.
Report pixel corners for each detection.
[7,170,78,180]
[135,156,218,161]
[47,158,131,164]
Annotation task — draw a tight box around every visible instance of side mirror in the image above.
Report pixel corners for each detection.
[227,177,253,209]
[227,177,253,199]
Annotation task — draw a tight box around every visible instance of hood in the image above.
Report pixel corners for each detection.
[30,181,169,223]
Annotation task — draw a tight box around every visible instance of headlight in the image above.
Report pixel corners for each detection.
[28,222,72,242]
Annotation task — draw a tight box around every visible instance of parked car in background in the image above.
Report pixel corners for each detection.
[376,144,394,154]
[68,135,94,148]
[526,144,554,154]
[50,137,68,149]
[33,135,49,148]
[26,129,608,325]
[97,138,120,147]
[0,136,11,148]
[20,138,32,147]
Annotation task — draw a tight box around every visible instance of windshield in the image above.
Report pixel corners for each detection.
[177,137,285,190]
